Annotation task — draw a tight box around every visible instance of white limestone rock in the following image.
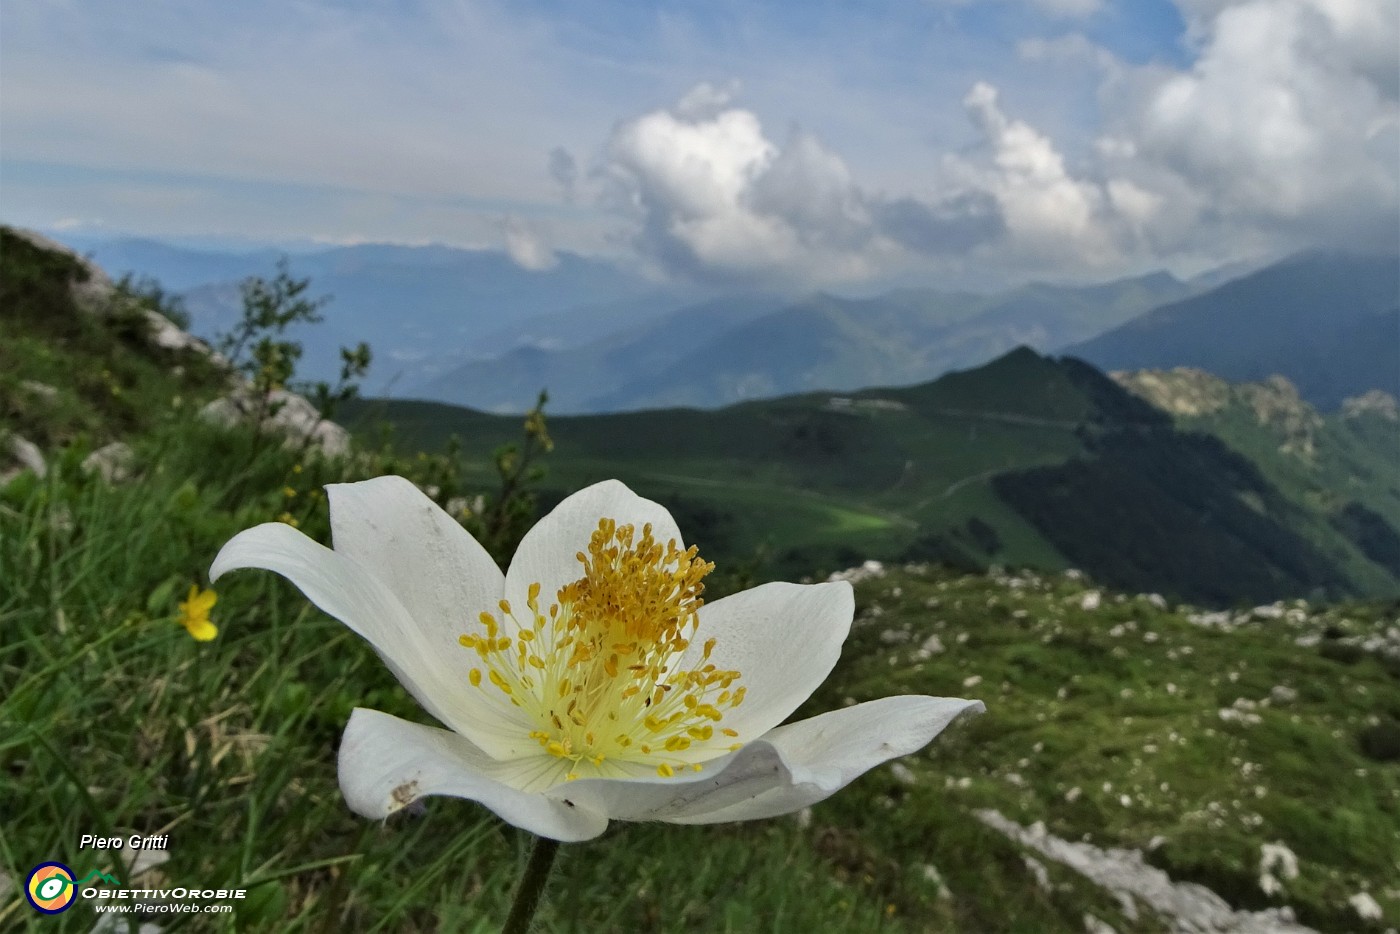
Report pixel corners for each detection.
[1349,892,1383,921]
[976,810,1320,934]
[200,388,350,458]
[826,560,886,584]
[2,434,47,482]
[82,441,136,484]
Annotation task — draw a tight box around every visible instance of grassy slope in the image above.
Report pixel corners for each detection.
[349,349,1092,581]
[1184,405,1400,593]
[5,478,1398,932]
[355,347,1400,604]
[1111,372,1400,599]
[0,228,228,450]
[3,232,1398,932]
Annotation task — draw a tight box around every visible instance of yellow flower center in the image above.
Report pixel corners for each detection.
[460,518,745,782]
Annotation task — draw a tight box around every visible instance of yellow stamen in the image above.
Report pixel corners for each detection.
[459,517,742,784]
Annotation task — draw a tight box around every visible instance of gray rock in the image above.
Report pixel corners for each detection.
[1083,914,1118,934]
[6,228,116,316]
[201,388,350,458]
[20,380,60,401]
[8,227,223,364]
[976,810,1320,933]
[2,434,47,482]
[889,762,917,786]
[82,442,136,484]
[10,227,351,461]
[826,560,886,584]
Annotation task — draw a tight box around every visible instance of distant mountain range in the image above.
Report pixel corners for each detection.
[423,249,1398,415]
[421,272,1195,413]
[351,347,1400,606]
[63,234,1399,418]
[1067,251,1399,410]
[71,237,698,394]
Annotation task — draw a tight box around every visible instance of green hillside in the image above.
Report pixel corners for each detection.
[1113,370,1400,597]
[5,224,1399,933]
[0,228,228,450]
[354,346,1400,606]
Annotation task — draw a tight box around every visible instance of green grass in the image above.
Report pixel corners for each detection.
[4,423,1397,931]
[4,225,1398,932]
[0,228,227,451]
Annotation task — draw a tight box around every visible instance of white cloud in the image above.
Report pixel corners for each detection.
[51,217,106,231]
[1120,0,1398,247]
[4,0,1392,288]
[594,86,1005,283]
[673,80,743,120]
[503,218,557,271]
[952,82,1121,264]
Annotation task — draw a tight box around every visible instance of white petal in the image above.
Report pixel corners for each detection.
[679,581,853,742]
[338,708,608,842]
[326,476,504,645]
[503,479,684,615]
[666,695,984,824]
[541,740,794,821]
[210,522,536,758]
[541,695,980,824]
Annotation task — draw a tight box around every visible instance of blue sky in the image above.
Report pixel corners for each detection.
[1,0,1395,288]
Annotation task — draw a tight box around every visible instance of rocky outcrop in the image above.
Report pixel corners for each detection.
[1112,369,1322,458]
[2,434,47,483]
[82,441,136,484]
[1341,389,1400,422]
[1237,376,1322,458]
[200,388,350,458]
[1111,368,1231,417]
[6,226,351,460]
[6,228,220,360]
[976,810,1320,934]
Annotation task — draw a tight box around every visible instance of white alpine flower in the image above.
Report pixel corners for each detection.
[211,476,983,841]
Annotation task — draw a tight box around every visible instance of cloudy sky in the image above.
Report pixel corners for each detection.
[2,0,1395,289]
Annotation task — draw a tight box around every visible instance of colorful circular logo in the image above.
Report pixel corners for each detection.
[25,862,77,914]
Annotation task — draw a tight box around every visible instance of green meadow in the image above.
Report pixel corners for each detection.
[3,229,1398,931]
[4,439,1398,931]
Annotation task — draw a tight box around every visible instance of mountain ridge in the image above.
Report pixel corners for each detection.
[351,346,1400,606]
[419,271,1194,413]
[1066,251,1400,410]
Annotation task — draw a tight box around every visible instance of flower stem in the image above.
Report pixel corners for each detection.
[502,836,560,934]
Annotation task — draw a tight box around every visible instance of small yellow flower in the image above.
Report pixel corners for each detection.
[277,512,300,528]
[178,585,218,641]
[282,486,298,499]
